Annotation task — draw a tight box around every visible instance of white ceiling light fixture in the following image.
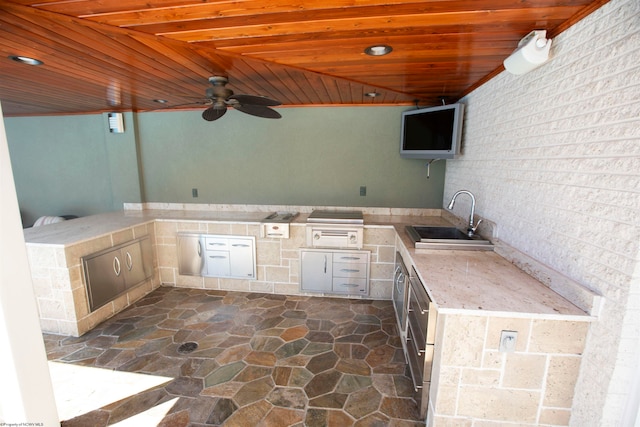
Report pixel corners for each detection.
[8,55,44,66]
[503,30,552,75]
[365,92,380,98]
[364,45,392,56]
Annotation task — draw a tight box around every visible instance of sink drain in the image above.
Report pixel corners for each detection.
[177,341,198,354]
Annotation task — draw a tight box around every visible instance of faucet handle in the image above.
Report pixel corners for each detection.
[468,219,483,237]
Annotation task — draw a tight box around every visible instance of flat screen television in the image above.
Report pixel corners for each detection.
[400,103,465,159]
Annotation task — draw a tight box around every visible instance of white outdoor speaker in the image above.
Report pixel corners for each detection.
[504,30,552,75]
[108,112,124,133]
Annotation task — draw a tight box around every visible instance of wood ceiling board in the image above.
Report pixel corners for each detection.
[130,8,583,43]
[68,1,594,29]
[0,0,611,116]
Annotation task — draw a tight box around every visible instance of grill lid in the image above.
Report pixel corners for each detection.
[307,210,364,224]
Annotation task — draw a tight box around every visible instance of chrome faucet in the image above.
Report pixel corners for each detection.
[447,190,483,237]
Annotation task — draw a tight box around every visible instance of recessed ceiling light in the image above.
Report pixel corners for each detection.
[364,45,392,56]
[365,92,381,98]
[8,55,43,66]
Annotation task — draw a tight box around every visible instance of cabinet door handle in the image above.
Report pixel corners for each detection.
[197,241,202,257]
[395,272,405,286]
[126,252,133,271]
[324,255,327,273]
[412,297,429,315]
[113,256,121,276]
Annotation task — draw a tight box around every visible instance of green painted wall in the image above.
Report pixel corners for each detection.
[5,106,445,225]
[136,106,444,207]
[5,112,142,226]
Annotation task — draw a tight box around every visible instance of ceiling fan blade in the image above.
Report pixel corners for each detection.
[202,106,227,121]
[233,104,282,119]
[229,94,281,107]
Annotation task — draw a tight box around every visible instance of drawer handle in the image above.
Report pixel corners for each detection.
[339,256,361,260]
[209,255,228,259]
[411,295,429,315]
[407,328,426,355]
[232,244,251,247]
[339,283,360,288]
[339,268,360,273]
[209,243,226,247]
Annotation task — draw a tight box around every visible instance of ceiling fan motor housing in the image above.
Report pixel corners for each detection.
[202,75,282,121]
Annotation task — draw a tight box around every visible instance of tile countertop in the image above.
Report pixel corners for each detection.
[23,208,591,320]
[22,209,271,245]
[21,209,445,246]
[394,224,591,320]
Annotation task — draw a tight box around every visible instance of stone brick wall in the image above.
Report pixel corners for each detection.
[446,0,640,424]
[154,220,396,300]
[430,314,589,426]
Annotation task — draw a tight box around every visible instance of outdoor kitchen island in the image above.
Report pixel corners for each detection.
[24,204,596,426]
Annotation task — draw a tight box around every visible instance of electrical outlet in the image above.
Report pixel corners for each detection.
[499,330,518,352]
[360,186,366,196]
[192,188,198,198]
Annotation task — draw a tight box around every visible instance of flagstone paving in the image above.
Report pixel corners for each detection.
[45,286,422,426]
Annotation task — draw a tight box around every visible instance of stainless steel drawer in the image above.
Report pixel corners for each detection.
[409,275,437,345]
[205,237,230,250]
[333,253,368,263]
[206,251,230,276]
[332,277,367,294]
[406,324,425,385]
[333,262,368,278]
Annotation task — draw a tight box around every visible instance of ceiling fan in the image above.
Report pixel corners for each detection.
[200,76,282,122]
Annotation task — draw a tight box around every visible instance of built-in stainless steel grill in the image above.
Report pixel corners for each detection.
[306,210,364,224]
[305,210,364,249]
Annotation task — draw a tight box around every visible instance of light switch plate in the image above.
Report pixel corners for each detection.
[500,330,518,352]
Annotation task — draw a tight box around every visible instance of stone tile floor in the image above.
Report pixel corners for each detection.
[44,287,422,426]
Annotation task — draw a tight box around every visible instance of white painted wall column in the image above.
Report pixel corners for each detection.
[0,102,59,425]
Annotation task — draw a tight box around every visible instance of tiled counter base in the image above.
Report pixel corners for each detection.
[154,220,397,300]
[27,221,160,336]
[428,313,589,426]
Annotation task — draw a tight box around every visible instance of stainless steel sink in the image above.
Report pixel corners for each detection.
[406,226,494,251]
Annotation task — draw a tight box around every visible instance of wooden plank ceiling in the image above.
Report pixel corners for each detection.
[0,0,609,116]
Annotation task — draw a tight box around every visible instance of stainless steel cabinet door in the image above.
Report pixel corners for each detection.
[300,250,333,292]
[177,234,206,276]
[122,238,153,288]
[84,250,126,311]
[122,241,145,287]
